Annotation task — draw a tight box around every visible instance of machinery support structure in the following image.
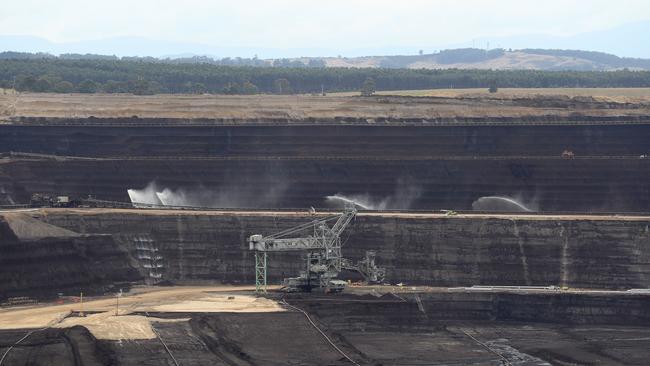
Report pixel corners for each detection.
[249,207,384,293]
[255,251,268,293]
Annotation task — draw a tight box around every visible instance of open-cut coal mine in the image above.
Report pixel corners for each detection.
[1,93,650,365]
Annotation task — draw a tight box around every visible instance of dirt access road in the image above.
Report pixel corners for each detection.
[40,207,650,222]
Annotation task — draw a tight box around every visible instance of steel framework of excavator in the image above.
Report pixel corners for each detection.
[248,207,384,293]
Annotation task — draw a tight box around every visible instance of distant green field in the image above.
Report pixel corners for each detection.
[0,88,16,95]
[330,88,650,99]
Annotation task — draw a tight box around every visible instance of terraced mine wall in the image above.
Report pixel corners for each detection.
[0,215,140,299]
[2,118,650,158]
[289,292,650,327]
[15,210,647,293]
[4,301,650,365]
[1,157,648,212]
[1,118,650,212]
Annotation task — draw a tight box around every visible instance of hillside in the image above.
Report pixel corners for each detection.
[2,54,650,95]
[3,48,650,73]
[312,49,650,71]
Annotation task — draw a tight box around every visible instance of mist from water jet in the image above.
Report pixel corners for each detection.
[325,195,373,210]
[127,182,163,208]
[472,196,535,212]
[127,179,289,209]
[326,177,422,210]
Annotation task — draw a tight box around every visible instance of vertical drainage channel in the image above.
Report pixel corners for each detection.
[559,225,570,288]
[176,215,185,280]
[512,220,532,286]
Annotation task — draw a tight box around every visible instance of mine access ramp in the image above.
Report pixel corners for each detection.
[249,207,385,293]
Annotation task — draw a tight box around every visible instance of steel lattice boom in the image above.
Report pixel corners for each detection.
[249,207,384,293]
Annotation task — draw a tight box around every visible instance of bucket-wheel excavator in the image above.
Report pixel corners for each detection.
[249,207,385,293]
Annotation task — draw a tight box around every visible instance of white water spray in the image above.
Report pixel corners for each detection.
[127,180,289,209]
[0,186,15,205]
[155,188,188,207]
[325,195,373,210]
[326,178,422,210]
[127,182,163,207]
[472,196,534,212]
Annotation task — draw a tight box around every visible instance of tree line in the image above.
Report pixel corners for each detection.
[1,56,650,95]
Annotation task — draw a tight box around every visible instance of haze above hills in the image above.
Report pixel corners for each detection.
[2,19,650,71]
[1,20,649,60]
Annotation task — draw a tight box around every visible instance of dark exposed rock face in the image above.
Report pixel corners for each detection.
[1,119,650,212]
[3,299,650,366]
[1,117,649,298]
[0,326,111,366]
[290,292,650,327]
[0,215,141,299]
[5,293,650,365]
[34,210,650,290]
[2,209,648,299]
[2,121,650,158]
[1,157,649,212]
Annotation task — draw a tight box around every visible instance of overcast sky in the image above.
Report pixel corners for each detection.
[1,0,649,56]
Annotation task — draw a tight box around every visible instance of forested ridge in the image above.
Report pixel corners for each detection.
[1,53,650,95]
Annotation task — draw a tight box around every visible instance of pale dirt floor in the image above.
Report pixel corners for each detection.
[1,92,649,120]
[332,87,650,100]
[1,284,647,340]
[53,313,171,340]
[0,286,283,340]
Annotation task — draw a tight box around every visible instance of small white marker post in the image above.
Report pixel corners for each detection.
[115,289,122,316]
[79,292,84,317]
